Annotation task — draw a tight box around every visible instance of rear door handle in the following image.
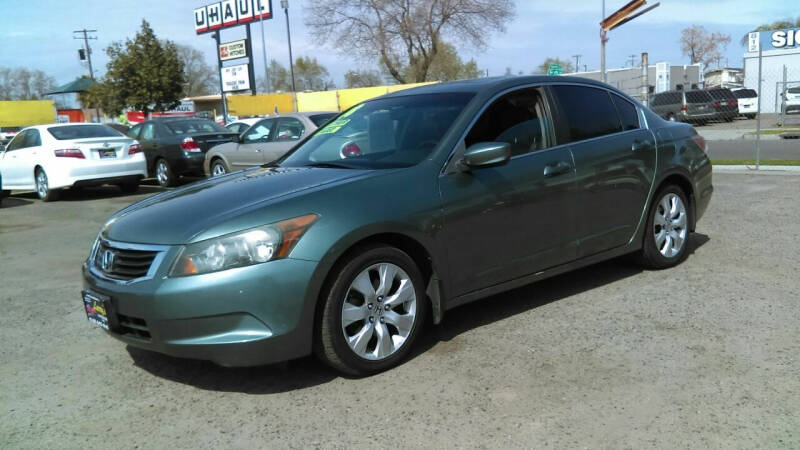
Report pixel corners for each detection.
[543,161,572,177]
[632,139,653,151]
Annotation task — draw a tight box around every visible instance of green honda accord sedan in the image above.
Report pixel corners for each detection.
[82,76,712,375]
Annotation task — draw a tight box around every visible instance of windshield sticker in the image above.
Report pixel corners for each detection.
[340,103,364,119]
[316,118,350,135]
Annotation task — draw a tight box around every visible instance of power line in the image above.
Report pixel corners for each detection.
[73,29,98,80]
[572,54,582,72]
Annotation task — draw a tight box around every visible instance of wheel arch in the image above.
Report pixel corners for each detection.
[653,171,696,231]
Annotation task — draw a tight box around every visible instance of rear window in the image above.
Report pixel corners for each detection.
[309,113,337,127]
[686,91,713,104]
[162,119,228,135]
[48,125,123,140]
[707,89,735,101]
[651,92,680,106]
[733,89,757,99]
[551,85,622,143]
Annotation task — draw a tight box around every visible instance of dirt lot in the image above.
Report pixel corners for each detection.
[1,172,799,448]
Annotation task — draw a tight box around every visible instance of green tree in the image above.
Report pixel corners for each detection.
[258,59,292,92]
[79,78,125,116]
[293,57,334,91]
[101,20,185,115]
[537,57,573,75]
[740,18,800,46]
[344,69,383,88]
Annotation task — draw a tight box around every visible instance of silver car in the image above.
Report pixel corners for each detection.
[204,112,337,176]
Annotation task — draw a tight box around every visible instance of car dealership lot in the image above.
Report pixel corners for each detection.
[1,172,799,448]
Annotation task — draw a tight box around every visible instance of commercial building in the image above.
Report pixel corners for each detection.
[704,68,744,89]
[743,27,800,113]
[571,63,701,103]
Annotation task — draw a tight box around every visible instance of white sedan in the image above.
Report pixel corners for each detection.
[0,123,147,201]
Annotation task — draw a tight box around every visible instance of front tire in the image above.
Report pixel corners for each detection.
[154,158,176,187]
[35,168,60,202]
[637,185,691,269]
[317,245,427,376]
[210,159,228,177]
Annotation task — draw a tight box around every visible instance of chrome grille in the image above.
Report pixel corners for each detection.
[93,241,158,281]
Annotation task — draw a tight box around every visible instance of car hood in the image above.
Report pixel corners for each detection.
[104,167,368,245]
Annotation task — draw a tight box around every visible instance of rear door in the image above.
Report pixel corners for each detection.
[439,86,579,296]
[549,84,656,258]
[230,118,276,170]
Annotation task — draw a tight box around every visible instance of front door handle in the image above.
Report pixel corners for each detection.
[543,161,572,177]
[632,139,653,151]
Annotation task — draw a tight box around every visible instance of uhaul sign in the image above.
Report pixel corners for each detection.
[195,0,272,34]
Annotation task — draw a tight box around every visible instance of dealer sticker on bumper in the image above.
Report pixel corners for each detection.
[82,290,110,330]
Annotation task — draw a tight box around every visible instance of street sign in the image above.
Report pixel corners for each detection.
[221,64,251,92]
[219,39,247,61]
[194,0,272,34]
[548,63,563,76]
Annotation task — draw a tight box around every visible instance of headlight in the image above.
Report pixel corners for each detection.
[169,214,318,277]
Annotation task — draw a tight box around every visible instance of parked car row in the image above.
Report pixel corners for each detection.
[649,87,759,124]
[0,111,340,201]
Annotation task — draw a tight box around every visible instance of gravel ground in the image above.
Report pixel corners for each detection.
[1,172,798,449]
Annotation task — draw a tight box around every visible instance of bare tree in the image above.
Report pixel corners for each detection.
[306,0,515,83]
[679,25,731,68]
[0,67,56,100]
[175,44,219,97]
[344,69,383,88]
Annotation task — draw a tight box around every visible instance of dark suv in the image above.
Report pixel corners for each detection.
[127,118,238,186]
[649,90,717,125]
[706,88,739,122]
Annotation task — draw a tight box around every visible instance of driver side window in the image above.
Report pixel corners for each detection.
[243,119,275,143]
[465,87,551,157]
[5,131,29,152]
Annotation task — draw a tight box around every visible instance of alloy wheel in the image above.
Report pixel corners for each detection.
[211,161,227,176]
[653,193,687,258]
[156,161,168,186]
[36,170,48,198]
[341,263,417,361]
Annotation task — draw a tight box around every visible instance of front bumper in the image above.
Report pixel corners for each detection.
[82,253,320,367]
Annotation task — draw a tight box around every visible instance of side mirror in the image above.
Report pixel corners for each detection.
[459,142,511,170]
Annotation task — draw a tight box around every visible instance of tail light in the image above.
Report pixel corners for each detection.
[181,137,201,152]
[728,100,738,106]
[128,143,142,155]
[713,101,721,107]
[340,142,362,158]
[54,149,85,159]
[692,135,707,153]
[681,104,687,111]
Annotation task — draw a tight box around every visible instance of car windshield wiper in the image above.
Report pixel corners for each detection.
[303,162,357,169]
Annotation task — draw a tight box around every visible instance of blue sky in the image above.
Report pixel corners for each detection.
[1,0,794,87]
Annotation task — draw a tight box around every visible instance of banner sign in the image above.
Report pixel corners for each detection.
[749,28,800,52]
[221,64,251,92]
[151,101,196,117]
[195,0,272,34]
[219,39,247,61]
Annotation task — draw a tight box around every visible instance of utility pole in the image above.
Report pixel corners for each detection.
[641,52,649,106]
[281,0,296,93]
[573,54,582,73]
[628,54,637,67]
[73,29,97,80]
[601,0,607,82]
[600,1,660,84]
[259,12,269,93]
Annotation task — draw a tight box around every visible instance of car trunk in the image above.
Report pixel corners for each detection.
[186,132,239,152]
[69,137,135,161]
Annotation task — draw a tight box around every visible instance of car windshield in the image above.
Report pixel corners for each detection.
[309,113,338,127]
[686,91,712,104]
[162,119,229,134]
[733,89,757,98]
[48,125,123,140]
[279,92,474,170]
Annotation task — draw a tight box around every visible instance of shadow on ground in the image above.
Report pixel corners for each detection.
[128,234,710,393]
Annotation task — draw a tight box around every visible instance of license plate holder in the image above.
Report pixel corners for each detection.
[97,149,117,159]
[82,290,111,330]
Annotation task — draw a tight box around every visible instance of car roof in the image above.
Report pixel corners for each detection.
[382,76,620,98]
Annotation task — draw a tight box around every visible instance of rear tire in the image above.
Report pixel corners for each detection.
[637,185,691,269]
[316,245,427,376]
[154,158,176,187]
[35,168,60,202]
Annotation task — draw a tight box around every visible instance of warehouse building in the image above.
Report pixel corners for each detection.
[571,63,701,103]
